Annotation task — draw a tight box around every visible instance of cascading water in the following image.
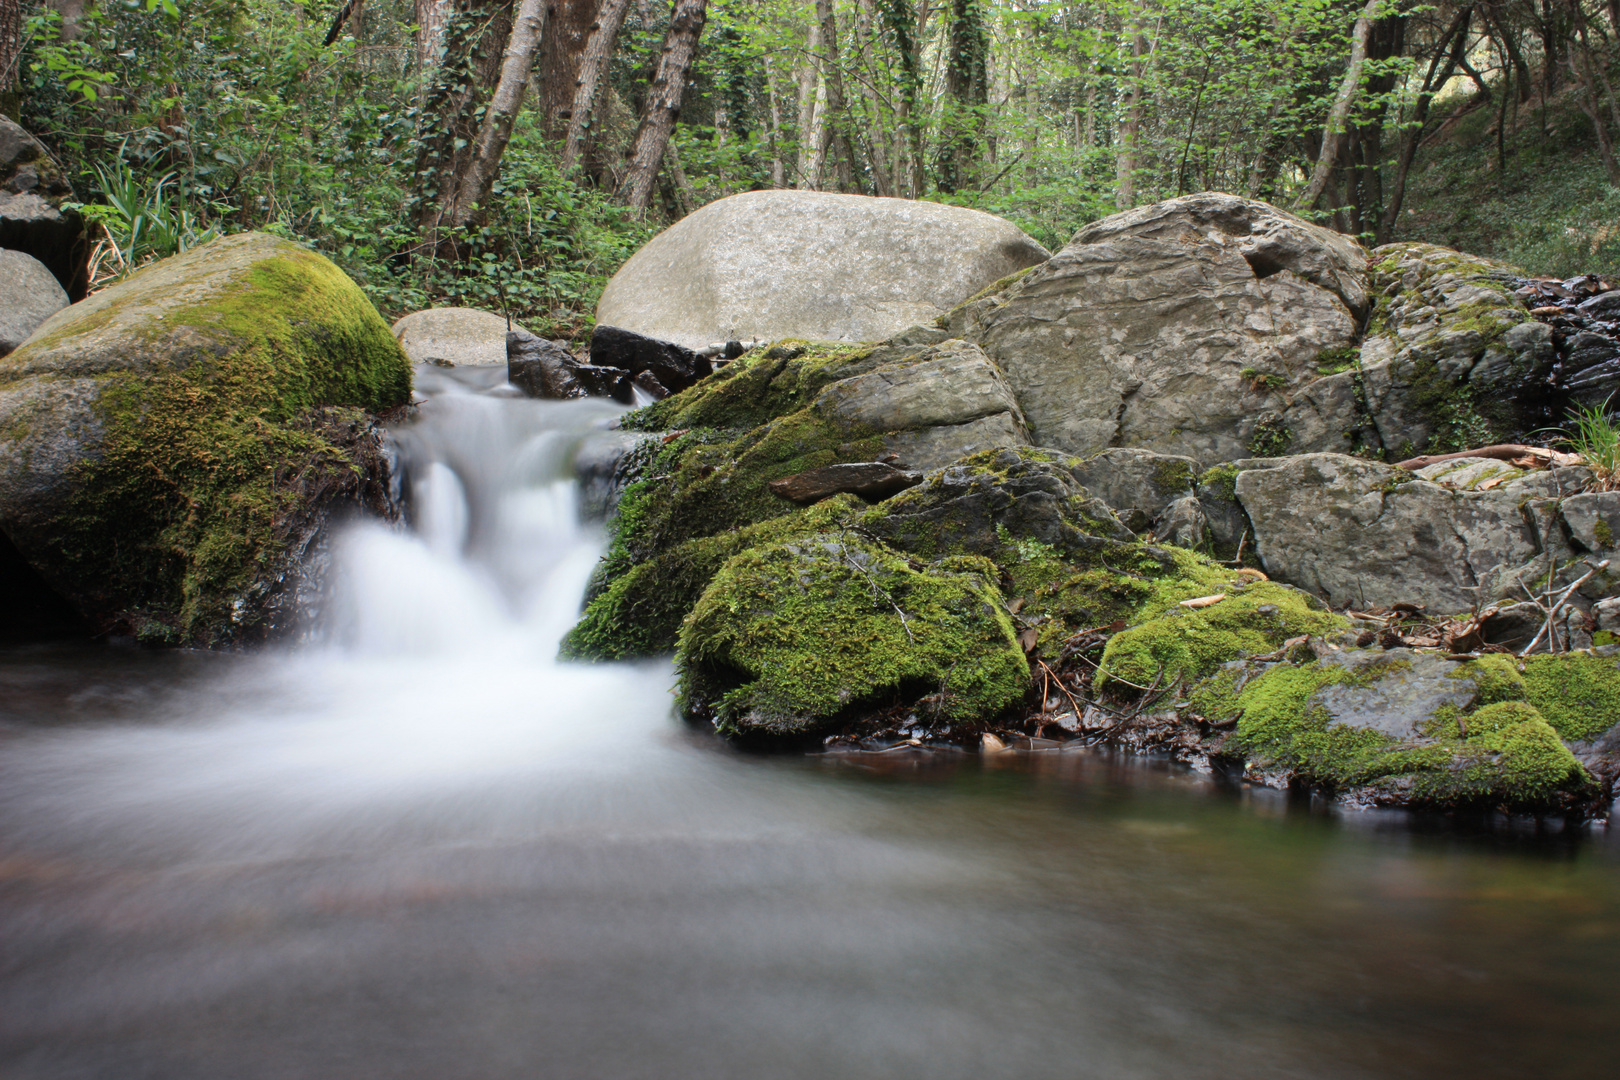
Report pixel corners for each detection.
[4,366,1620,1080]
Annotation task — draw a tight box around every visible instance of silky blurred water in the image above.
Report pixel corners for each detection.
[2,367,1618,1080]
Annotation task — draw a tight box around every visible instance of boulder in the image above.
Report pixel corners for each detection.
[596,190,1050,349]
[1358,243,1559,454]
[1233,453,1587,612]
[392,307,521,366]
[0,232,411,644]
[0,118,88,299]
[0,249,69,356]
[1066,447,1201,537]
[506,331,588,399]
[956,193,1366,462]
[1208,649,1592,807]
[678,533,1029,743]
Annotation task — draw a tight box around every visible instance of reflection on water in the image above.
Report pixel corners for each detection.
[2,368,1619,1079]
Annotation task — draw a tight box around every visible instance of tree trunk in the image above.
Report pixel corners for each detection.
[853,0,893,196]
[814,0,856,191]
[1115,26,1144,209]
[560,0,631,172]
[534,0,599,141]
[665,138,697,214]
[764,55,787,187]
[618,0,708,210]
[1377,6,1470,242]
[0,0,21,93]
[881,0,924,196]
[416,0,452,71]
[795,21,822,188]
[937,0,988,193]
[435,0,551,238]
[1296,0,1380,214]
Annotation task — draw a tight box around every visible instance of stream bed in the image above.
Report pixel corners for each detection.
[2,368,1618,1080]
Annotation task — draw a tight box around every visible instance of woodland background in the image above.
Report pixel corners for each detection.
[2,0,1619,338]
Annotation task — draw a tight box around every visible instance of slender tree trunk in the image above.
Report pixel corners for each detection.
[814,0,856,191]
[881,0,924,196]
[1297,0,1380,214]
[938,0,988,193]
[795,21,822,188]
[764,55,787,187]
[560,0,631,172]
[1377,7,1469,242]
[853,0,893,196]
[618,0,708,210]
[0,0,22,93]
[416,0,451,71]
[665,138,697,214]
[1115,26,1144,209]
[436,0,551,236]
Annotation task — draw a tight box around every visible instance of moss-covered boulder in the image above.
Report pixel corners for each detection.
[678,533,1028,744]
[1196,649,1597,808]
[0,232,412,644]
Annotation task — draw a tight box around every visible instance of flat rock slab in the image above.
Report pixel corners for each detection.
[768,462,922,504]
[393,307,521,366]
[597,190,1050,350]
[1311,649,1475,740]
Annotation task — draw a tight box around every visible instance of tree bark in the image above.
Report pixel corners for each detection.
[938,0,988,193]
[435,0,552,237]
[795,21,822,188]
[853,0,893,196]
[1296,0,1381,214]
[535,0,599,141]
[1376,6,1469,242]
[880,0,924,196]
[814,0,856,192]
[560,0,631,172]
[0,0,21,92]
[618,0,708,210]
[416,0,451,71]
[764,55,787,187]
[1115,25,1144,209]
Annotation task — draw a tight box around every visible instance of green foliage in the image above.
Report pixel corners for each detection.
[1547,399,1620,489]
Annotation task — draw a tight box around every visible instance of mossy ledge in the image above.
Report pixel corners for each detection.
[0,232,412,645]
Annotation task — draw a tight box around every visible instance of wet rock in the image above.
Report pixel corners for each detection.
[507,330,587,399]
[632,370,671,400]
[590,324,710,394]
[574,430,656,520]
[958,193,1365,461]
[597,189,1050,349]
[1577,290,1620,317]
[0,249,68,356]
[393,307,519,367]
[768,461,922,504]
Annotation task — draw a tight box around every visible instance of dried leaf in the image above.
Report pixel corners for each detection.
[1233,568,1268,581]
[981,733,1007,754]
[1179,593,1227,609]
[1017,627,1039,653]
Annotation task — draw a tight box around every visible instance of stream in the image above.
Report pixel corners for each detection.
[2,366,1619,1079]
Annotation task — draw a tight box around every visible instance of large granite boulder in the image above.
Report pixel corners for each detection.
[596,190,1050,349]
[0,249,69,356]
[392,307,522,366]
[0,233,411,644]
[0,118,88,300]
[951,193,1367,462]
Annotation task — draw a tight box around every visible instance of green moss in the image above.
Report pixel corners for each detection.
[5,235,411,644]
[1595,519,1614,548]
[1095,580,1345,690]
[943,266,1036,317]
[619,340,882,433]
[1315,345,1361,376]
[677,532,1029,742]
[1239,367,1286,393]
[562,495,863,660]
[1152,457,1195,495]
[1247,413,1292,457]
[1458,653,1527,706]
[1199,463,1241,503]
[1522,652,1620,741]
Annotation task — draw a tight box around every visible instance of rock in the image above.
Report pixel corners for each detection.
[1234,453,1588,612]
[590,324,711,394]
[1154,493,1208,547]
[1211,649,1592,808]
[0,233,411,644]
[1067,448,1202,538]
[0,118,87,299]
[958,193,1365,461]
[632,370,671,400]
[1577,290,1620,317]
[881,412,1026,472]
[1412,455,1528,489]
[0,528,87,643]
[392,307,520,366]
[813,338,1025,435]
[1358,243,1556,454]
[768,461,923,503]
[1561,491,1620,553]
[0,249,69,356]
[597,190,1050,349]
[574,430,655,520]
[506,330,587,399]
[678,532,1029,743]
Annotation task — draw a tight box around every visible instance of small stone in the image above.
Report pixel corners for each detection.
[767,462,923,504]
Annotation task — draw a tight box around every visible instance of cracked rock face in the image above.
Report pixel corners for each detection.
[596,190,1050,349]
[1235,453,1590,611]
[957,193,1366,463]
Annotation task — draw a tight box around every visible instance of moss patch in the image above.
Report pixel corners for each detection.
[678,532,1029,743]
[1522,652,1620,741]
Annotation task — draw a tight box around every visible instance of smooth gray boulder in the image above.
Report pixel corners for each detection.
[0,249,69,356]
[392,307,522,366]
[956,193,1366,462]
[596,190,1050,350]
[1235,453,1587,612]
[0,118,86,299]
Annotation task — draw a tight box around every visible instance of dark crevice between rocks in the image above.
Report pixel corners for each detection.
[0,529,90,644]
[1242,250,1287,280]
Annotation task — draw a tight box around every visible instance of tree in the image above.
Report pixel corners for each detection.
[560,0,633,173]
[1297,0,1383,213]
[618,0,708,210]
